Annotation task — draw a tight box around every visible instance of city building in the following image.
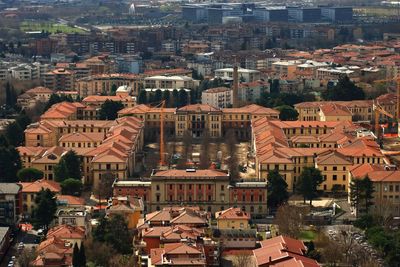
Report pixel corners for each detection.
[82,95,136,109]
[46,225,86,247]
[144,75,199,90]
[0,227,11,263]
[215,207,250,229]
[214,68,261,82]
[0,183,21,226]
[18,179,61,216]
[106,196,143,229]
[288,7,321,23]
[253,235,320,266]
[150,243,206,266]
[321,7,353,22]
[201,87,232,108]
[43,68,75,91]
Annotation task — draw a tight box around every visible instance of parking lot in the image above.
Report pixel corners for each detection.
[325,225,384,266]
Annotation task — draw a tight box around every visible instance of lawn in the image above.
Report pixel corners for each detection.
[299,230,317,241]
[21,21,85,33]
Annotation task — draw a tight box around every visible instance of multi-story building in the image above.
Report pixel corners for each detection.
[252,118,387,192]
[214,68,260,82]
[144,75,199,90]
[82,95,136,109]
[349,164,400,216]
[321,7,353,22]
[0,183,21,226]
[18,179,61,216]
[149,169,268,215]
[43,69,75,91]
[17,86,53,109]
[288,7,321,23]
[201,87,232,108]
[76,74,142,97]
[295,93,396,122]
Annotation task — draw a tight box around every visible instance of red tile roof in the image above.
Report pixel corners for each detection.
[216,207,251,220]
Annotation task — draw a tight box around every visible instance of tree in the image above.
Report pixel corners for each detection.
[5,82,17,107]
[172,89,179,107]
[93,214,133,254]
[85,237,116,267]
[73,243,80,267]
[111,84,118,96]
[267,170,289,211]
[178,89,188,107]
[199,130,211,169]
[109,255,136,267]
[61,178,83,196]
[138,90,147,104]
[296,167,324,206]
[45,94,62,111]
[54,151,81,182]
[94,172,114,202]
[177,131,192,168]
[226,129,239,181]
[154,89,162,103]
[98,100,124,120]
[33,188,57,229]
[18,248,37,267]
[276,105,299,121]
[233,252,253,267]
[5,122,23,146]
[162,90,170,107]
[78,243,86,267]
[274,205,308,238]
[350,176,375,217]
[323,75,365,101]
[17,168,43,182]
[0,145,22,183]
[16,112,31,129]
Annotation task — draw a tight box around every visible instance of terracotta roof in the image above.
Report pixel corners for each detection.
[253,236,320,267]
[316,151,353,165]
[177,104,221,113]
[320,103,352,117]
[222,104,279,115]
[19,179,61,193]
[58,132,105,143]
[82,95,134,103]
[25,86,53,94]
[216,207,251,220]
[150,243,205,266]
[46,225,85,240]
[152,169,229,178]
[56,195,85,206]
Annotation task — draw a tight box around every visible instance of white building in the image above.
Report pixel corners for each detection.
[214,68,261,82]
[144,75,199,89]
[201,87,232,108]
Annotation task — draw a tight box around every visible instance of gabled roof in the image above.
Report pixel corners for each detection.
[177,103,221,113]
[316,151,353,165]
[215,207,251,220]
[46,225,85,240]
[19,179,61,193]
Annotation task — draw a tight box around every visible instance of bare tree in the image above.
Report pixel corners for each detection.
[109,254,136,267]
[233,252,254,267]
[18,247,37,267]
[335,226,356,263]
[315,232,344,265]
[199,130,211,169]
[372,198,395,229]
[226,129,239,181]
[94,172,115,204]
[274,205,309,238]
[178,130,192,168]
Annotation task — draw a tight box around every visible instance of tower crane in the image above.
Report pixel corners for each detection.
[373,101,394,137]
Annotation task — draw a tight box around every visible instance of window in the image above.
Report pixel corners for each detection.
[156,185,160,191]
[333,175,337,181]
[208,195,212,201]
[179,184,183,190]
[106,164,111,170]
[333,166,337,171]
[169,184,173,190]
[156,195,160,202]
[221,185,224,191]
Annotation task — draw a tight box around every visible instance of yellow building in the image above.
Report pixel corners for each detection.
[215,207,250,229]
[319,103,352,122]
[19,179,61,216]
[82,95,136,109]
[76,74,143,97]
[106,196,143,229]
[349,164,400,216]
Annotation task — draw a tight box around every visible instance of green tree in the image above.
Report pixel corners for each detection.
[73,243,80,267]
[178,89,188,107]
[5,122,23,146]
[0,145,22,183]
[111,84,118,96]
[94,215,132,254]
[45,94,62,111]
[138,90,147,104]
[296,167,324,206]
[54,151,81,182]
[99,100,124,120]
[154,89,162,103]
[172,89,179,107]
[267,170,289,210]
[61,178,83,196]
[362,176,374,214]
[350,176,375,216]
[323,75,365,101]
[276,105,299,121]
[78,243,86,267]
[5,82,17,107]
[17,168,43,182]
[162,90,170,107]
[33,188,57,229]
[16,112,31,130]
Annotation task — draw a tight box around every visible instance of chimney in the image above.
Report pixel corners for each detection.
[232,64,239,108]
